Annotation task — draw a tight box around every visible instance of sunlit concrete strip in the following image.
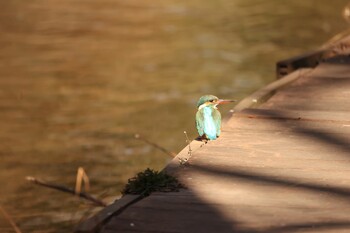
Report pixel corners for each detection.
[75,68,315,233]
[76,39,350,232]
[75,67,316,233]
[232,68,312,112]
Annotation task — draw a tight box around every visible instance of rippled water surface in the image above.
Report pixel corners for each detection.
[0,0,348,232]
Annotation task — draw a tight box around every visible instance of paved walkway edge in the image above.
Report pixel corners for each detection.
[75,195,142,233]
[74,68,312,233]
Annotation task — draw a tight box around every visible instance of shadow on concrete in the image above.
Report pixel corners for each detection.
[100,190,257,233]
[100,107,350,232]
[190,163,350,200]
[186,107,350,232]
[100,63,350,232]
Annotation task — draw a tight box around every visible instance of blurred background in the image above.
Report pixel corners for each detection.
[0,0,348,232]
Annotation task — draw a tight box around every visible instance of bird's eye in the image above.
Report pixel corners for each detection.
[209,100,214,102]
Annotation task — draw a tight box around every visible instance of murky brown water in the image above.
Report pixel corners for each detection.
[0,0,348,232]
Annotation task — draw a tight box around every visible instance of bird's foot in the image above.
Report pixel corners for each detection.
[195,135,209,144]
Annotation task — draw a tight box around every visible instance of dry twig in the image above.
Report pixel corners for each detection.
[178,131,193,165]
[26,176,107,207]
[75,167,90,194]
[184,131,192,156]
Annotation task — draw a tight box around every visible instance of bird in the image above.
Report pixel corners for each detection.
[195,95,236,140]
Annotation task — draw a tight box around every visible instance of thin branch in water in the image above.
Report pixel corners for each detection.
[134,133,176,157]
[0,205,22,233]
[75,167,90,194]
[26,176,107,207]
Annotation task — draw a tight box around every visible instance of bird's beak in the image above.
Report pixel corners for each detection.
[216,99,236,105]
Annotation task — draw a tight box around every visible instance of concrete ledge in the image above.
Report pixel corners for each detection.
[276,34,350,78]
[75,67,315,233]
[75,68,313,233]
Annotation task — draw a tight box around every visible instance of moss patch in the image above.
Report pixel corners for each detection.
[122,168,184,196]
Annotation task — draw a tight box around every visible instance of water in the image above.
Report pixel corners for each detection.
[0,0,347,232]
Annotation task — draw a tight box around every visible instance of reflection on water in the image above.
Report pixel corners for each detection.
[0,0,347,232]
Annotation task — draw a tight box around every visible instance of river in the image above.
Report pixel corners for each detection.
[0,0,348,232]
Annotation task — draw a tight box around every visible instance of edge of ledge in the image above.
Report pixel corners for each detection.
[232,68,312,113]
[75,68,313,233]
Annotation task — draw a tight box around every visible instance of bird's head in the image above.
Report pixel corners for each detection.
[196,95,236,109]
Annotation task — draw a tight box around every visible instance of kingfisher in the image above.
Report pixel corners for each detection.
[196,95,236,140]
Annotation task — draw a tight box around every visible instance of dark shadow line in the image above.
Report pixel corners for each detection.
[242,109,350,154]
[190,164,350,200]
[294,126,350,152]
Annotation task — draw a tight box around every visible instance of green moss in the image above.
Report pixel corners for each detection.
[122,168,184,196]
